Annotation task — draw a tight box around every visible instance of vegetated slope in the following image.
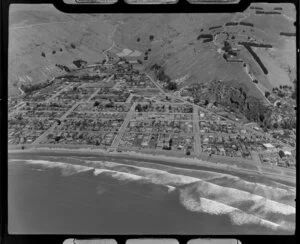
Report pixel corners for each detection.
[8,4,114,97]
[111,3,296,98]
[9,3,296,99]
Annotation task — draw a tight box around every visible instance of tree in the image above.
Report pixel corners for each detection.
[41,52,46,57]
[279,150,285,158]
[265,91,270,98]
[259,114,265,122]
[278,91,285,98]
[135,104,142,112]
[166,82,177,91]
[94,101,99,107]
[149,35,154,41]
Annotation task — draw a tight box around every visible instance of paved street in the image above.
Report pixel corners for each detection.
[111,102,136,148]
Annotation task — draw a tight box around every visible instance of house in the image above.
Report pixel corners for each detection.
[263,143,275,150]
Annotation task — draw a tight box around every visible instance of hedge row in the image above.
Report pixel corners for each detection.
[250,6,263,10]
[243,44,268,75]
[239,22,254,27]
[280,32,296,37]
[209,25,222,30]
[225,22,238,26]
[197,34,213,40]
[203,38,213,43]
[256,11,281,15]
[239,42,273,48]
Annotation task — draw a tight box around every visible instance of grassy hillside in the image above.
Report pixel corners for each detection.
[110,3,296,99]
[8,3,296,99]
[9,5,115,97]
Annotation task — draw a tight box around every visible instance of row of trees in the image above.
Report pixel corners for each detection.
[20,81,51,95]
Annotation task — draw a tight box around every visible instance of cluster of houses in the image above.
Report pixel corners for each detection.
[119,132,194,155]
[134,113,193,121]
[57,118,124,132]
[8,129,44,145]
[76,102,130,113]
[67,111,127,120]
[259,151,296,169]
[8,115,55,145]
[134,102,193,113]
[200,134,253,159]
[23,101,74,112]
[114,73,156,90]
[91,87,130,103]
[42,130,117,147]
[55,85,97,101]
[126,119,193,134]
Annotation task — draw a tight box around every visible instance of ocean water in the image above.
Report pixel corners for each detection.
[8,154,295,234]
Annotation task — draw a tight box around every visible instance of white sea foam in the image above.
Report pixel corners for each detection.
[207,175,295,206]
[11,159,295,232]
[85,160,201,185]
[179,193,286,231]
[178,181,295,232]
[12,159,94,176]
[84,159,295,206]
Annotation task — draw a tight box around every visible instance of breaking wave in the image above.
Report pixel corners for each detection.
[9,158,295,233]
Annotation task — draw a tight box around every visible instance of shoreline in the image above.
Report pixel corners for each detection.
[8,146,296,186]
